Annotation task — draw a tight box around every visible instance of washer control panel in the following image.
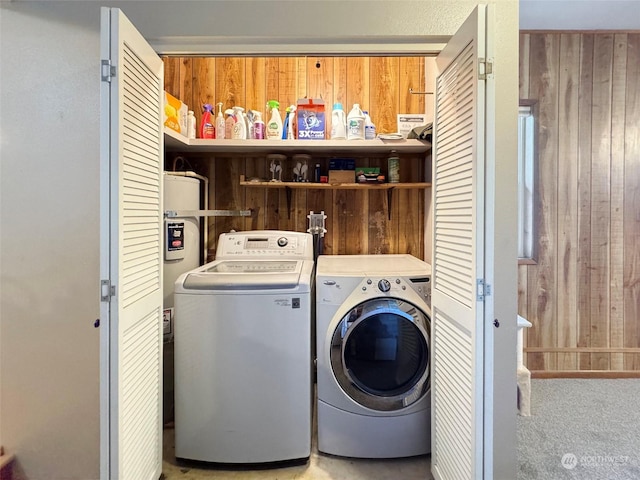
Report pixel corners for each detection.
[215,231,313,259]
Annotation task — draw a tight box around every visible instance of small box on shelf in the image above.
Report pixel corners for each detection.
[328,170,355,184]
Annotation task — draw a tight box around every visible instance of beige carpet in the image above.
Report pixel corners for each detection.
[518,379,640,479]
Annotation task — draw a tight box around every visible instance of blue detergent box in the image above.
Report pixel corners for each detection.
[296,98,325,140]
[329,158,355,170]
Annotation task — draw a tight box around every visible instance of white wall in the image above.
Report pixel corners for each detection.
[0,1,515,478]
[520,0,640,30]
[0,4,102,479]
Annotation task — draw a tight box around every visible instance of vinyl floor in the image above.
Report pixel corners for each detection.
[161,400,431,480]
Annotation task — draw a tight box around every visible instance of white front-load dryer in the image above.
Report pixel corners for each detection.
[316,254,432,458]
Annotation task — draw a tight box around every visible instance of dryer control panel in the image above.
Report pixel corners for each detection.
[408,277,432,307]
[360,275,431,307]
[215,230,313,260]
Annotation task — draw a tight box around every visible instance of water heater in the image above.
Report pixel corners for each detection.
[163,173,203,307]
[163,172,204,423]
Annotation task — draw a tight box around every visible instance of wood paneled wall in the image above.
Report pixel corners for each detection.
[519,33,640,374]
[163,56,428,261]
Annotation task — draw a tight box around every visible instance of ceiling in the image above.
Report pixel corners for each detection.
[520,0,640,30]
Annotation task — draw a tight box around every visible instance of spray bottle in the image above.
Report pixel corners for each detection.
[282,105,296,140]
[246,109,256,139]
[215,102,226,140]
[266,100,283,140]
[200,103,215,139]
[231,106,247,139]
[253,111,265,139]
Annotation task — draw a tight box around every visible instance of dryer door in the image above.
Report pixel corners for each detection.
[330,298,430,412]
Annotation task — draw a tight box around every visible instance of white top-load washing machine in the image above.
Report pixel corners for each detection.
[174,230,314,464]
[316,254,432,458]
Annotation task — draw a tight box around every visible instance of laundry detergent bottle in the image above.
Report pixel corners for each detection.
[346,103,365,140]
[200,103,215,139]
[330,103,347,140]
[266,100,283,140]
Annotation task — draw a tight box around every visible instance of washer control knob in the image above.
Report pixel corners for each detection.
[378,279,391,292]
[277,237,288,247]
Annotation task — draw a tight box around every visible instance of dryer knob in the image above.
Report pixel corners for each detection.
[277,237,288,247]
[378,279,391,292]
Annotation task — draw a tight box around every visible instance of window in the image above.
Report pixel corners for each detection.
[517,104,537,262]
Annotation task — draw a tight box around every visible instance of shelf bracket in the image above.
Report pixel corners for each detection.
[387,187,395,220]
[164,209,252,218]
[285,186,293,219]
[409,87,434,95]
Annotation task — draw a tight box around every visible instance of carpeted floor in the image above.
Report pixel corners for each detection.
[518,379,640,479]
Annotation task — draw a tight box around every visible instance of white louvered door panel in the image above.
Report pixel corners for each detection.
[431,5,486,480]
[100,8,164,480]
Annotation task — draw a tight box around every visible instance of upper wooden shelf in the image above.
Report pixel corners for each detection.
[164,128,431,154]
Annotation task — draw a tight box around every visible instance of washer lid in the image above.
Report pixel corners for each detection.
[182,260,304,290]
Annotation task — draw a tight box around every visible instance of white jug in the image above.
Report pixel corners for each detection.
[331,103,347,140]
[346,103,365,141]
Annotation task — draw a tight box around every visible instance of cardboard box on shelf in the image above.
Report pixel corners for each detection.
[356,166,382,183]
[328,170,355,184]
[164,91,188,136]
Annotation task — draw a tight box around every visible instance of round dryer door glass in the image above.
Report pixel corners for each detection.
[330,298,430,411]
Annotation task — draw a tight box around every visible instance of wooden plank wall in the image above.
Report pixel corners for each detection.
[163,56,428,261]
[519,33,640,374]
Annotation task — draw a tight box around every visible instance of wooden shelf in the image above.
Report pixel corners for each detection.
[165,129,431,220]
[239,176,431,190]
[165,129,431,154]
[239,176,430,220]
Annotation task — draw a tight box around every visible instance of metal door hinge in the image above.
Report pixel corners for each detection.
[479,58,493,80]
[101,279,116,302]
[477,279,491,301]
[101,59,116,82]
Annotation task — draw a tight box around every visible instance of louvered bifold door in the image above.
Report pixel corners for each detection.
[100,7,164,480]
[431,5,487,480]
